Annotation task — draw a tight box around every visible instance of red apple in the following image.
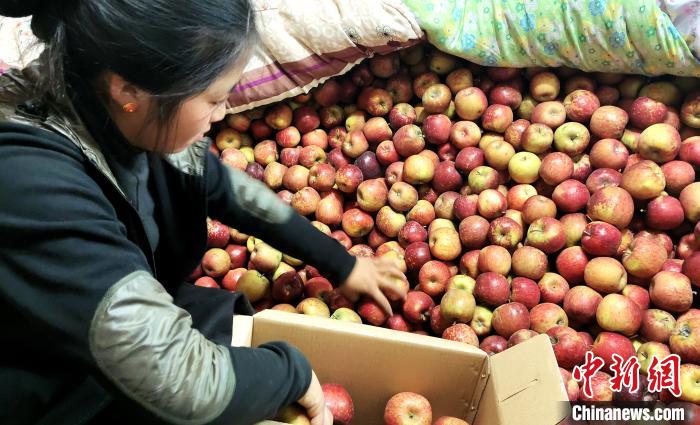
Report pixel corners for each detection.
[508,329,539,347]
[530,101,566,129]
[590,105,628,139]
[563,285,602,325]
[538,272,570,305]
[358,297,388,326]
[547,326,587,368]
[207,219,230,248]
[581,221,622,257]
[591,331,636,372]
[474,272,510,307]
[646,195,686,230]
[423,114,452,145]
[489,85,523,109]
[662,158,696,194]
[552,179,590,214]
[480,335,508,355]
[384,392,432,425]
[482,104,514,133]
[525,217,566,254]
[680,182,700,222]
[585,168,622,194]
[442,323,479,347]
[629,96,668,129]
[587,186,635,229]
[492,302,530,339]
[650,271,693,313]
[422,83,452,114]
[403,290,435,324]
[321,383,354,425]
[564,89,600,122]
[530,303,568,333]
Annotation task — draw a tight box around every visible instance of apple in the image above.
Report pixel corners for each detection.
[422,84,452,114]
[431,161,463,195]
[403,290,435,324]
[585,168,622,194]
[206,219,230,249]
[369,51,400,78]
[683,251,700,287]
[453,194,478,220]
[412,71,440,98]
[476,189,507,221]
[335,164,363,193]
[356,178,388,213]
[194,276,219,289]
[521,195,557,225]
[385,161,404,186]
[482,104,514,133]
[489,85,523,109]
[538,273,569,305]
[235,270,270,303]
[681,91,700,128]
[635,123,682,165]
[671,317,700,364]
[680,182,700,222]
[581,221,622,257]
[398,221,428,248]
[508,152,541,184]
[386,313,413,332]
[477,244,511,276]
[592,331,637,373]
[563,89,600,122]
[577,371,613,402]
[201,248,231,278]
[559,368,580,402]
[649,271,693,313]
[471,305,494,337]
[362,116,392,144]
[587,186,635,229]
[359,87,393,117]
[314,79,342,107]
[556,246,589,287]
[279,146,302,168]
[506,184,536,211]
[275,404,311,425]
[457,216,489,250]
[629,96,668,129]
[320,106,345,129]
[407,200,436,227]
[387,74,414,104]
[547,326,587,368]
[530,303,568,333]
[449,122,481,151]
[387,182,420,213]
[596,293,642,336]
[221,148,248,170]
[508,329,539,347]
[563,285,602,326]
[342,130,369,159]
[429,227,461,261]
[455,87,488,120]
[434,418,469,425]
[680,136,700,166]
[622,284,650,311]
[442,323,479,347]
[508,247,546,282]
[418,260,451,298]
[492,302,530,339]
[646,194,686,230]
[389,103,417,130]
[636,341,672,378]
[529,71,560,102]
[270,271,304,304]
[537,153,574,187]
[321,383,354,425]
[530,101,566,130]
[215,128,246,151]
[678,364,700,404]
[480,335,508,356]
[290,186,321,216]
[595,85,620,105]
[622,238,667,280]
[584,256,627,294]
[446,68,473,94]
[589,139,629,171]
[551,179,590,214]
[474,272,510,307]
[590,105,628,139]
[487,217,523,250]
[341,208,374,238]
[467,165,500,193]
[403,155,436,186]
[553,122,591,156]
[571,153,593,182]
[525,217,566,254]
[423,114,452,147]
[358,298,388,326]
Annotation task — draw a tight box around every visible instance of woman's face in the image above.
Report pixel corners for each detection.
[110,65,243,154]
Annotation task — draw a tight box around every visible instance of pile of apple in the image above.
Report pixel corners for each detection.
[191,42,700,407]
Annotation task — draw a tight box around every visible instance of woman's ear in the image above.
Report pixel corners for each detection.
[105,71,148,111]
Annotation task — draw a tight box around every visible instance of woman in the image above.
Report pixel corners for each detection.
[0,1,406,424]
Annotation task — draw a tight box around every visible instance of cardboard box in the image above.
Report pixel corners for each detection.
[232,310,569,425]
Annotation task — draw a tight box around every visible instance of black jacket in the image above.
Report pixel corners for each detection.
[0,64,356,424]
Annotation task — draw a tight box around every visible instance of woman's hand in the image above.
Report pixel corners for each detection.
[297,371,333,425]
[339,256,408,315]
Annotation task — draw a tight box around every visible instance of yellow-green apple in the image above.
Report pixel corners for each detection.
[516,94,538,120]
[331,306,362,324]
[585,169,622,195]
[215,128,245,151]
[344,110,366,133]
[621,127,641,152]
[556,246,589,286]
[531,101,567,129]
[482,104,514,133]
[587,186,635,229]
[508,152,542,184]
[553,122,591,156]
[474,272,510,307]
[471,305,493,336]
[357,297,388,326]
[538,272,569,304]
[429,227,461,261]
[525,217,566,254]
[442,323,479,347]
[590,105,628,139]
[275,404,311,425]
[236,270,271,303]
[530,303,568,333]
[637,341,672,376]
[596,293,642,336]
[384,391,432,425]
[403,290,435,324]
[429,50,457,75]
[521,122,555,154]
[680,136,700,166]
[680,182,700,222]
[622,284,650,311]
[552,179,590,214]
[264,103,293,130]
[622,238,667,279]
[467,165,499,192]
[629,96,668,129]
[649,271,693,313]
[581,221,622,257]
[584,256,627,293]
[422,83,451,114]
[403,155,435,185]
[492,302,530,339]
[530,71,560,101]
[412,71,440,98]
[455,87,488,120]
[446,68,473,94]
[592,331,636,372]
[563,89,600,123]
[563,285,602,325]
[679,364,700,403]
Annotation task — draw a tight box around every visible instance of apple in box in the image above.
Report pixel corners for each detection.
[384,392,432,425]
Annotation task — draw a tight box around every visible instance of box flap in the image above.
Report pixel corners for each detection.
[247,310,490,424]
[473,334,568,425]
[231,314,254,347]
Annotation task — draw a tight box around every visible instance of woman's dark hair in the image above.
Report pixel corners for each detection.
[1,0,256,136]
